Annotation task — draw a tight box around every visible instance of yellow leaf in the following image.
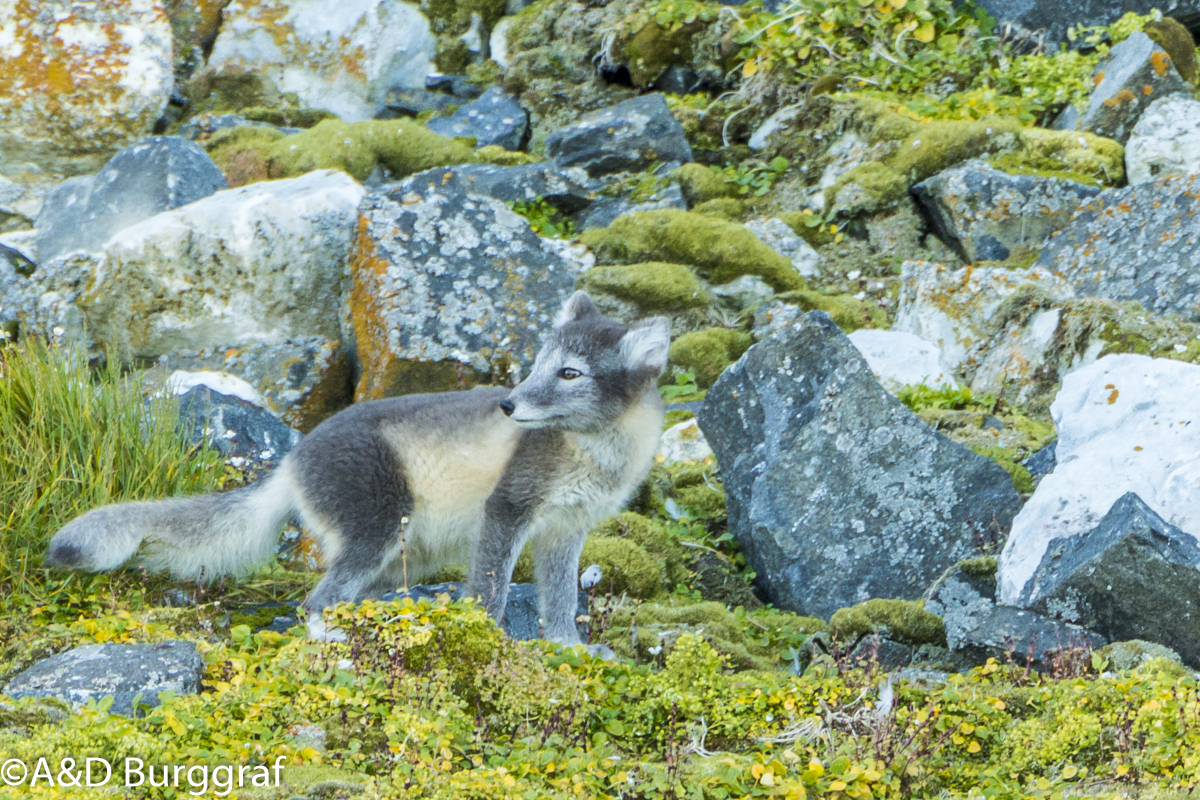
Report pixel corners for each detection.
[1063,766,1078,779]
[914,21,936,42]
[752,764,766,780]
[892,0,907,8]
[808,761,824,777]
[967,741,982,754]
[863,770,881,782]
[743,60,759,78]
[829,781,848,791]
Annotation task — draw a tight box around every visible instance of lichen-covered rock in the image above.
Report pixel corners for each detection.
[178,384,303,473]
[3,642,205,717]
[427,86,529,150]
[912,160,1100,264]
[396,162,595,213]
[998,354,1200,604]
[0,176,44,232]
[1052,32,1191,145]
[1018,492,1200,667]
[974,0,1200,49]
[36,137,228,263]
[847,329,957,393]
[575,183,687,232]
[1124,95,1200,185]
[19,170,363,360]
[953,605,1106,670]
[744,217,821,278]
[207,0,437,122]
[697,311,1023,618]
[1036,173,1200,322]
[657,418,714,465]
[348,182,586,399]
[545,94,692,177]
[925,562,998,652]
[0,0,174,175]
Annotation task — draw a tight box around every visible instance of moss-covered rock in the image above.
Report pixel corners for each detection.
[1143,17,1197,85]
[692,197,746,220]
[1001,128,1126,186]
[669,328,753,388]
[672,163,739,205]
[771,290,887,333]
[580,210,804,292]
[778,211,836,247]
[623,20,704,88]
[579,536,664,599]
[578,262,711,312]
[969,445,1035,494]
[824,161,909,216]
[829,599,947,646]
[418,0,509,74]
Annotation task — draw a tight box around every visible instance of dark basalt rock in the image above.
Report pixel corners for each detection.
[545,94,693,177]
[178,386,303,473]
[954,606,1107,670]
[973,0,1200,50]
[426,87,530,151]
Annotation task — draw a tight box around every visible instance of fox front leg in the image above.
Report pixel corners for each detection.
[464,496,530,627]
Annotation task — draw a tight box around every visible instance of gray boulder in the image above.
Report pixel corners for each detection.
[378,88,457,118]
[912,160,1100,263]
[545,94,693,177]
[697,311,1023,619]
[426,87,529,150]
[1018,492,1200,668]
[926,564,999,652]
[974,0,1200,50]
[36,137,227,262]
[955,606,1107,670]
[4,642,206,716]
[178,386,303,474]
[348,181,590,400]
[396,162,596,213]
[576,183,687,231]
[1052,32,1191,145]
[1035,172,1200,321]
[378,582,588,641]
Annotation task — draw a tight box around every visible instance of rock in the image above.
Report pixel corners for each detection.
[349,181,588,400]
[1125,95,1200,185]
[912,160,1101,264]
[377,88,457,118]
[747,106,803,152]
[1052,33,1191,146]
[0,176,43,232]
[697,311,1023,619]
[36,137,228,264]
[652,65,703,95]
[847,329,957,393]
[954,606,1106,670]
[657,418,714,464]
[425,73,485,99]
[427,87,529,150]
[4,642,206,717]
[709,275,775,312]
[974,0,1200,50]
[378,582,588,641]
[1100,639,1185,672]
[178,385,303,473]
[1017,492,1200,667]
[744,218,821,278]
[1023,440,1057,477]
[926,566,998,652]
[207,0,437,122]
[998,354,1200,604]
[1036,172,1200,322]
[0,0,174,175]
[849,636,914,670]
[545,94,693,177]
[396,162,595,214]
[576,184,688,231]
[178,113,294,141]
[21,170,364,360]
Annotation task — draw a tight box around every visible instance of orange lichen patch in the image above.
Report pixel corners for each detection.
[1150,50,1172,77]
[1143,84,1154,95]
[1092,71,1107,86]
[348,215,394,401]
[1103,90,1138,108]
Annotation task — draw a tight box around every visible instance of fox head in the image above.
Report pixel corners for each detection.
[500,291,670,432]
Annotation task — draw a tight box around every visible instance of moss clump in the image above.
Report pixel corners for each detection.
[890,117,1025,184]
[580,210,805,292]
[669,328,753,388]
[969,445,1035,494]
[623,20,704,88]
[672,163,739,206]
[593,511,691,587]
[579,537,663,598]
[475,145,543,166]
[778,211,835,247]
[181,65,281,118]
[1002,128,1126,186]
[205,125,284,187]
[1143,17,1197,85]
[578,263,711,312]
[774,290,886,333]
[829,599,946,646]
[824,161,909,216]
[692,197,746,220]
[958,556,999,583]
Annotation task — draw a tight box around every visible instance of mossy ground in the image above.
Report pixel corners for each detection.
[668,328,753,388]
[578,262,711,312]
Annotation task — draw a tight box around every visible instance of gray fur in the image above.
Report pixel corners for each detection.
[44,292,669,647]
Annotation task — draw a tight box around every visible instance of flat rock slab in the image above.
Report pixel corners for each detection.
[397,162,596,213]
[378,583,588,641]
[546,94,693,177]
[697,310,1023,619]
[1019,492,1200,667]
[4,642,206,717]
[427,87,530,151]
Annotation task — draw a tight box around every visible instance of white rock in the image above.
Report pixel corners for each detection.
[489,18,512,68]
[747,105,802,150]
[208,0,437,122]
[1125,95,1200,185]
[997,354,1200,603]
[165,370,266,407]
[847,329,957,393]
[657,419,714,464]
[744,217,821,277]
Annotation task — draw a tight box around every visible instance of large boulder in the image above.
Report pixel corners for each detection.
[426,87,529,150]
[1052,32,1191,145]
[912,160,1100,264]
[697,311,1023,619]
[847,329,957,393]
[36,137,228,263]
[974,0,1200,49]
[348,182,589,400]
[0,0,174,176]
[4,642,205,717]
[17,170,364,358]
[207,0,437,122]
[953,606,1107,670]
[1018,492,1200,667]
[1036,173,1200,322]
[545,94,693,177]
[998,354,1200,603]
[396,162,595,213]
[1125,95,1200,185]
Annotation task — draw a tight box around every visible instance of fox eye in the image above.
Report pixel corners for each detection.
[558,367,583,380]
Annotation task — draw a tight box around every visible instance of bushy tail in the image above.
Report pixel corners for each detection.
[45,462,298,580]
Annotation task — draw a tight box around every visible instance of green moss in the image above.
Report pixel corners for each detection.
[994,282,1057,330]
[774,289,887,333]
[672,163,740,205]
[669,328,753,388]
[181,66,281,117]
[692,197,746,220]
[958,556,999,583]
[578,262,711,311]
[240,105,336,129]
[475,145,543,166]
[268,119,478,181]
[823,161,908,216]
[969,445,1035,494]
[579,537,663,598]
[204,125,284,186]
[1011,128,1126,186]
[1144,17,1197,85]
[579,210,805,292]
[829,599,946,646]
[1099,319,1154,356]
[778,211,835,247]
[890,117,1025,183]
[623,21,703,88]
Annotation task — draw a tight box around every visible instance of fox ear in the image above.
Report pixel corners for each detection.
[620,318,670,373]
[555,291,599,328]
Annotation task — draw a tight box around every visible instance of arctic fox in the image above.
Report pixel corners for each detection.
[45,292,670,646]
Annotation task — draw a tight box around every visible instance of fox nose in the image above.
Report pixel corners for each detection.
[499,398,515,417]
